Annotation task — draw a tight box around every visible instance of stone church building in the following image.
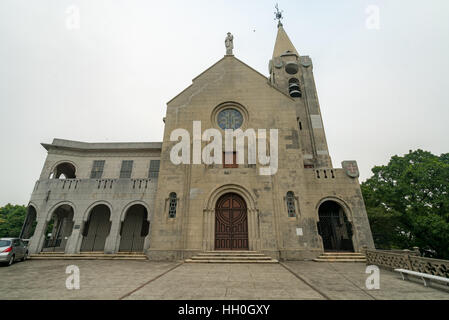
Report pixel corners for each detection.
[22,22,374,261]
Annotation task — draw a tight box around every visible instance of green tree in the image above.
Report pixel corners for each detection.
[0,204,27,238]
[361,150,449,259]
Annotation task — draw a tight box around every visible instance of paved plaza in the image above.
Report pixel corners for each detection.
[0,260,448,300]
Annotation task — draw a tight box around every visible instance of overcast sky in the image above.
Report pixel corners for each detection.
[1,0,448,206]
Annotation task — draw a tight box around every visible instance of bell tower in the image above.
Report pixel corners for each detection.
[269,5,332,168]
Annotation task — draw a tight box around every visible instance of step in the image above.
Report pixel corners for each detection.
[185,259,278,264]
[313,258,366,263]
[80,251,145,255]
[321,252,365,256]
[196,253,266,257]
[31,255,147,258]
[35,254,146,257]
[35,251,68,254]
[204,251,259,253]
[186,251,278,264]
[34,251,145,255]
[30,256,147,260]
[190,256,272,260]
[29,253,147,260]
[317,255,366,259]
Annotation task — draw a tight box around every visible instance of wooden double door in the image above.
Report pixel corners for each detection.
[215,193,249,250]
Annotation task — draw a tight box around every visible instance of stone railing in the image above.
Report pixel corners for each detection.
[304,168,344,180]
[365,249,449,278]
[314,169,336,179]
[31,178,157,199]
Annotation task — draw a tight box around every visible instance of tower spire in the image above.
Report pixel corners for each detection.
[272,24,299,58]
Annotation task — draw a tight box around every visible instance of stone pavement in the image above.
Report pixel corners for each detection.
[282,261,449,300]
[0,260,448,300]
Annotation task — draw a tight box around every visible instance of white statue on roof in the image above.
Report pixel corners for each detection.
[225,32,233,55]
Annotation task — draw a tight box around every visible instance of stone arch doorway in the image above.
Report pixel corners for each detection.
[42,204,74,252]
[119,204,149,252]
[215,193,248,251]
[81,204,111,252]
[317,200,354,252]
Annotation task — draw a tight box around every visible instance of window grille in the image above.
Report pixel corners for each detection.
[168,192,177,218]
[286,191,296,217]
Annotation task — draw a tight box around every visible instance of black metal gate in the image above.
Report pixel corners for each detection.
[119,206,149,252]
[317,202,354,252]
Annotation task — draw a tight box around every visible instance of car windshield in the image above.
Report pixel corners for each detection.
[0,240,11,247]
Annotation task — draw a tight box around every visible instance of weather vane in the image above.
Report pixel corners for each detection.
[274,3,283,27]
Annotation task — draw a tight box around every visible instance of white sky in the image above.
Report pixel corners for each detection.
[1,0,448,206]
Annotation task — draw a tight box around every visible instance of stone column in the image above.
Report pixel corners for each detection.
[207,209,214,251]
[203,209,213,251]
[65,218,83,254]
[104,216,121,254]
[248,209,254,251]
[143,218,151,251]
[248,209,260,251]
[28,219,47,254]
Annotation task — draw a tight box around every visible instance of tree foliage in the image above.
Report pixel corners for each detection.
[361,150,449,259]
[0,204,27,238]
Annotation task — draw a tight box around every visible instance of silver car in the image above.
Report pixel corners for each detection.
[0,238,28,266]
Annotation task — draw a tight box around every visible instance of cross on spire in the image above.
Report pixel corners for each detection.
[274,3,283,27]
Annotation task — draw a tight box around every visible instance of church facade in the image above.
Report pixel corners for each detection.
[23,23,374,261]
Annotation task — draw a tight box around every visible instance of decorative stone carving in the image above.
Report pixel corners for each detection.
[342,161,360,178]
[300,56,312,68]
[273,57,283,69]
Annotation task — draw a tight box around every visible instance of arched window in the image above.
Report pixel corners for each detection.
[50,162,76,179]
[286,191,296,217]
[168,192,177,218]
[288,78,302,98]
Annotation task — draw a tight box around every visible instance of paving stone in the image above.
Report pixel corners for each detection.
[1,260,448,300]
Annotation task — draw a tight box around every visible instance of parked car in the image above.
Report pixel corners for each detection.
[0,238,29,266]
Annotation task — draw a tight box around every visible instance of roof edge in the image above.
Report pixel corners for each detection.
[41,139,162,152]
[166,55,294,105]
